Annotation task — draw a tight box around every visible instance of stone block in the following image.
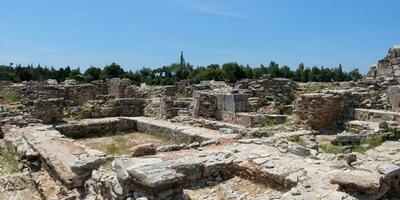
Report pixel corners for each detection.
[388,85,400,112]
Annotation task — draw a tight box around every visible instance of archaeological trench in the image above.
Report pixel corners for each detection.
[1,46,400,200]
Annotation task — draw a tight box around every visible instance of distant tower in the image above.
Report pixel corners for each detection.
[180,51,186,67]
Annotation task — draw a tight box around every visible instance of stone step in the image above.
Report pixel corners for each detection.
[353,108,400,123]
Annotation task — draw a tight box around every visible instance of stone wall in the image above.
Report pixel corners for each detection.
[64,83,106,106]
[295,91,355,129]
[55,117,137,138]
[366,45,400,81]
[29,98,64,123]
[0,81,20,97]
[107,78,134,98]
[192,91,217,118]
[160,86,178,119]
[236,77,297,105]
[71,97,145,119]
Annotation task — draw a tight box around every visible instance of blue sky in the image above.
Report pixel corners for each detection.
[1,0,399,73]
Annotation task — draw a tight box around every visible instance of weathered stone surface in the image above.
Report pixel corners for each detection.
[55,117,136,138]
[73,97,145,118]
[388,85,400,112]
[353,108,400,123]
[128,117,239,143]
[129,143,157,157]
[295,91,355,129]
[30,97,64,123]
[0,173,42,200]
[85,166,134,200]
[332,132,367,144]
[330,170,383,194]
[366,45,400,81]
[19,125,106,188]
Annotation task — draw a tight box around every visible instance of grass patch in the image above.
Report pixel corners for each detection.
[175,91,188,99]
[297,137,307,147]
[277,104,293,115]
[304,85,320,93]
[3,92,20,104]
[252,129,273,138]
[368,91,379,99]
[105,135,128,155]
[352,136,383,153]
[0,150,20,175]
[320,143,342,154]
[264,117,277,127]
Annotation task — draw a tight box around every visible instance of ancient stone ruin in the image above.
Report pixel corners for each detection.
[1,47,400,200]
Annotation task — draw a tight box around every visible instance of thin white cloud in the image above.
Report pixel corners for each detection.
[176,0,258,21]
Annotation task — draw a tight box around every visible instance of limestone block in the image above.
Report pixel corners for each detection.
[388,85,400,112]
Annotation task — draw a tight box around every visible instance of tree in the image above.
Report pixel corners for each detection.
[334,64,345,81]
[100,63,125,79]
[84,66,102,82]
[67,68,83,81]
[348,68,362,81]
[222,62,245,83]
[281,65,294,79]
[267,61,281,78]
[295,63,305,82]
[204,64,226,81]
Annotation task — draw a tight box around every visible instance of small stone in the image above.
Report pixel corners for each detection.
[129,143,156,157]
[290,187,301,195]
[253,157,269,165]
[219,128,233,134]
[377,164,400,177]
[189,142,200,148]
[378,121,389,131]
[264,162,274,169]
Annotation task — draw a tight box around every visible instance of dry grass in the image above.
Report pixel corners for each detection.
[0,149,20,175]
[79,132,176,155]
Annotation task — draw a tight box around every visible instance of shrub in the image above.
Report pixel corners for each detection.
[4,92,20,103]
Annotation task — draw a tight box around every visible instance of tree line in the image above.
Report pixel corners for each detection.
[0,61,363,85]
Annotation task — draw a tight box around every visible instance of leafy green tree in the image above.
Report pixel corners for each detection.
[204,64,226,81]
[222,62,245,83]
[348,68,362,81]
[100,63,125,79]
[267,61,281,78]
[84,66,102,82]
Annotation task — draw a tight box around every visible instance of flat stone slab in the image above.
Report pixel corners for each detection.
[125,117,239,142]
[19,125,106,188]
[330,170,383,194]
[345,120,380,133]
